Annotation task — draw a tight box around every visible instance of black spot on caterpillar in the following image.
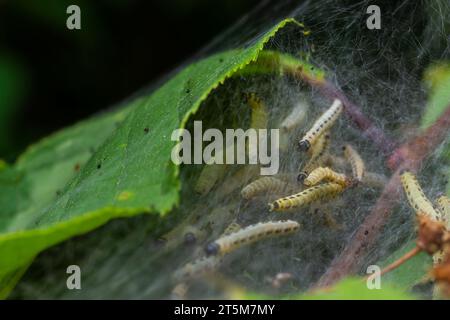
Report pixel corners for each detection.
[241,177,292,199]
[298,133,330,182]
[204,220,300,256]
[343,144,365,183]
[400,171,440,221]
[268,182,345,212]
[298,99,342,152]
[183,232,197,245]
[303,167,349,187]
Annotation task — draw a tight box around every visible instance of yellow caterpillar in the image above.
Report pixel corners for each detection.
[298,99,342,151]
[205,220,300,256]
[298,133,330,182]
[400,171,440,221]
[268,182,345,212]
[280,100,308,132]
[174,256,221,281]
[246,93,268,130]
[437,195,450,223]
[222,221,242,236]
[303,167,349,187]
[241,177,292,199]
[343,144,365,183]
[216,165,260,197]
[194,164,227,195]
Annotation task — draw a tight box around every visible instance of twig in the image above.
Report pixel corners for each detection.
[316,104,450,288]
[378,246,422,277]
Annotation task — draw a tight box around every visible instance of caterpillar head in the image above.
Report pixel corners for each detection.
[205,242,220,256]
[298,140,311,152]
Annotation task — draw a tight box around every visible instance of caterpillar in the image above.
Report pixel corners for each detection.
[204,220,300,256]
[298,133,330,183]
[194,163,228,195]
[343,144,365,183]
[215,165,260,197]
[222,221,242,236]
[174,256,221,281]
[241,176,292,199]
[171,283,189,300]
[201,205,236,239]
[303,166,349,187]
[280,100,308,132]
[268,182,345,212]
[246,92,268,130]
[298,99,343,152]
[400,171,440,221]
[437,195,450,224]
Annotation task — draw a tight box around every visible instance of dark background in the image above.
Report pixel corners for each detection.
[0,0,260,161]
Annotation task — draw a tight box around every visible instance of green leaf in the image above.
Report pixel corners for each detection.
[378,240,431,291]
[419,62,450,204]
[297,278,415,300]
[0,18,301,296]
[244,278,415,300]
[420,62,450,129]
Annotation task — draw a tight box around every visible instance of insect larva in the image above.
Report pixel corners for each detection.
[201,205,236,239]
[215,165,260,197]
[204,220,300,256]
[178,225,205,246]
[194,163,227,195]
[303,167,349,187]
[222,221,241,236]
[268,182,345,212]
[298,133,330,182]
[343,144,365,183]
[298,99,343,151]
[241,177,292,199]
[246,93,268,129]
[174,256,221,281]
[171,283,189,300]
[280,100,308,132]
[400,171,440,221]
[437,195,450,224]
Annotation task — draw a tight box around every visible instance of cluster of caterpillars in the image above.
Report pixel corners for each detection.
[399,171,450,298]
[169,95,387,299]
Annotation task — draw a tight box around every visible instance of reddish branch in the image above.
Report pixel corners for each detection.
[316,104,450,288]
[378,246,422,277]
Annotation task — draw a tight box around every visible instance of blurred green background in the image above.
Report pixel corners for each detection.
[0,0,259,161]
